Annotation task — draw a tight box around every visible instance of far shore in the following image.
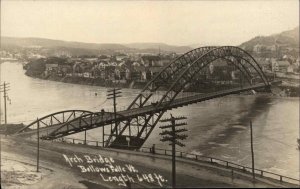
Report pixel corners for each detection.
[25,71,300,97]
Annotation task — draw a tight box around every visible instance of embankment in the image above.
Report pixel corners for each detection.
[1,124,299,188]
[25,71,300,96]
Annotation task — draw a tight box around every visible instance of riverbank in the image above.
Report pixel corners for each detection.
[25,72,147,90]
[1,125,299,188]
[25,71,300,97]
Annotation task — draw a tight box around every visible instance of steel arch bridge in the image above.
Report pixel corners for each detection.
[16,46,280,149]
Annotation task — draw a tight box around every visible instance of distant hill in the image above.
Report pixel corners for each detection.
[1,37,129,50]
[125,43,192,53]
[0,37,192,55]
[240,26,299,57]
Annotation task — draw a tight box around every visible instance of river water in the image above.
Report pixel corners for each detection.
[1,61,299,179]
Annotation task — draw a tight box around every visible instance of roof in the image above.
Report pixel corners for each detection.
[141,55,161,62]
[149,66,162,73]
[132,62,140,67]
[115,66,126,72]
[258,60,270,66]
[134,66,146,72]
[277,60,290,66]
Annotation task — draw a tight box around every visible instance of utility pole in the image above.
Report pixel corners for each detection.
[159,114,188,189]
[37,118,40,172]
[101,109,105,147]
[0,82,10,124]
[107,88,122,136]
[250,120,255,180]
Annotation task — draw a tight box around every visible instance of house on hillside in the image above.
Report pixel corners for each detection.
[72,62,84,76]
[295,57,300,66]
[115,63,127,80]
[115,54,128,61]
[105,66,115,80]
[58,63,73,76]
[141,55,163,67]
[277,60,291,72]
[270,59,291,72]
[45,63,58,72]
[253,44,264,53]
[257,58,271,71]
[148,66,163,79]
[133,65,147,81]
[125,68,131,80]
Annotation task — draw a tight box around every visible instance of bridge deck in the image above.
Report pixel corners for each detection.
[17,82,274,139]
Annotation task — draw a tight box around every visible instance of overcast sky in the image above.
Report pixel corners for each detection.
[1,0,299,46]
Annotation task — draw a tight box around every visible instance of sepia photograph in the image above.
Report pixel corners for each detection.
[0,0,299,188]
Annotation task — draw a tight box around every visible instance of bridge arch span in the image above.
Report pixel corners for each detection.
[127,46,217,109]
[127,46,268,111]
[17,110,93,134]
[158,46,269,106]
[107,46,271,147]
[43,111,127,139]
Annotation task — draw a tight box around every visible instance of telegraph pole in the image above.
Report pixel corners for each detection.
[159,114,188,189]
[0,82,10,124]
[37,118,40,172]
[101,109,105,147]
[107,88,122,136]
[250,120,255,180]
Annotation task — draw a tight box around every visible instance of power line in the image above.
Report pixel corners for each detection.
[90,99,108,110]
[0,82,10,124]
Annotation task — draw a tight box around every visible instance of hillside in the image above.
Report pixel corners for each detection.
[0,37,191,55]
[1,37,129,50]
[240,26,299,57]
[125,42,192,53]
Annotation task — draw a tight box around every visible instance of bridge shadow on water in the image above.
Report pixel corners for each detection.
[193,95,274,156]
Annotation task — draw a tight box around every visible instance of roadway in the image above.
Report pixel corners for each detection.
[2,135,296,188]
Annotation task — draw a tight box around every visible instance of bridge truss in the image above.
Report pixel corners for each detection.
[17,46,277,149]
[105,46,271,148]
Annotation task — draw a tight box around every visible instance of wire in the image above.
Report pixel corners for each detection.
[90,99,108,110]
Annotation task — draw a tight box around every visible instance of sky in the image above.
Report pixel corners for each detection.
[1,0,299,46]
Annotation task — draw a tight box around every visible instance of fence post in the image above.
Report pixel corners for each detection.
[260,170,263,177]
[280,176,282,182]
[96,141,98,147]
[210,158,213,163]
[195,155,198,160]
[73,139,75,144]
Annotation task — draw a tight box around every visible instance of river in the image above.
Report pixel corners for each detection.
[1,61,299,179]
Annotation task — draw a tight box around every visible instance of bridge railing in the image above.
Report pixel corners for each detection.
[138,146,299,185]
[48,137,299,186]
[51,137,106,147]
